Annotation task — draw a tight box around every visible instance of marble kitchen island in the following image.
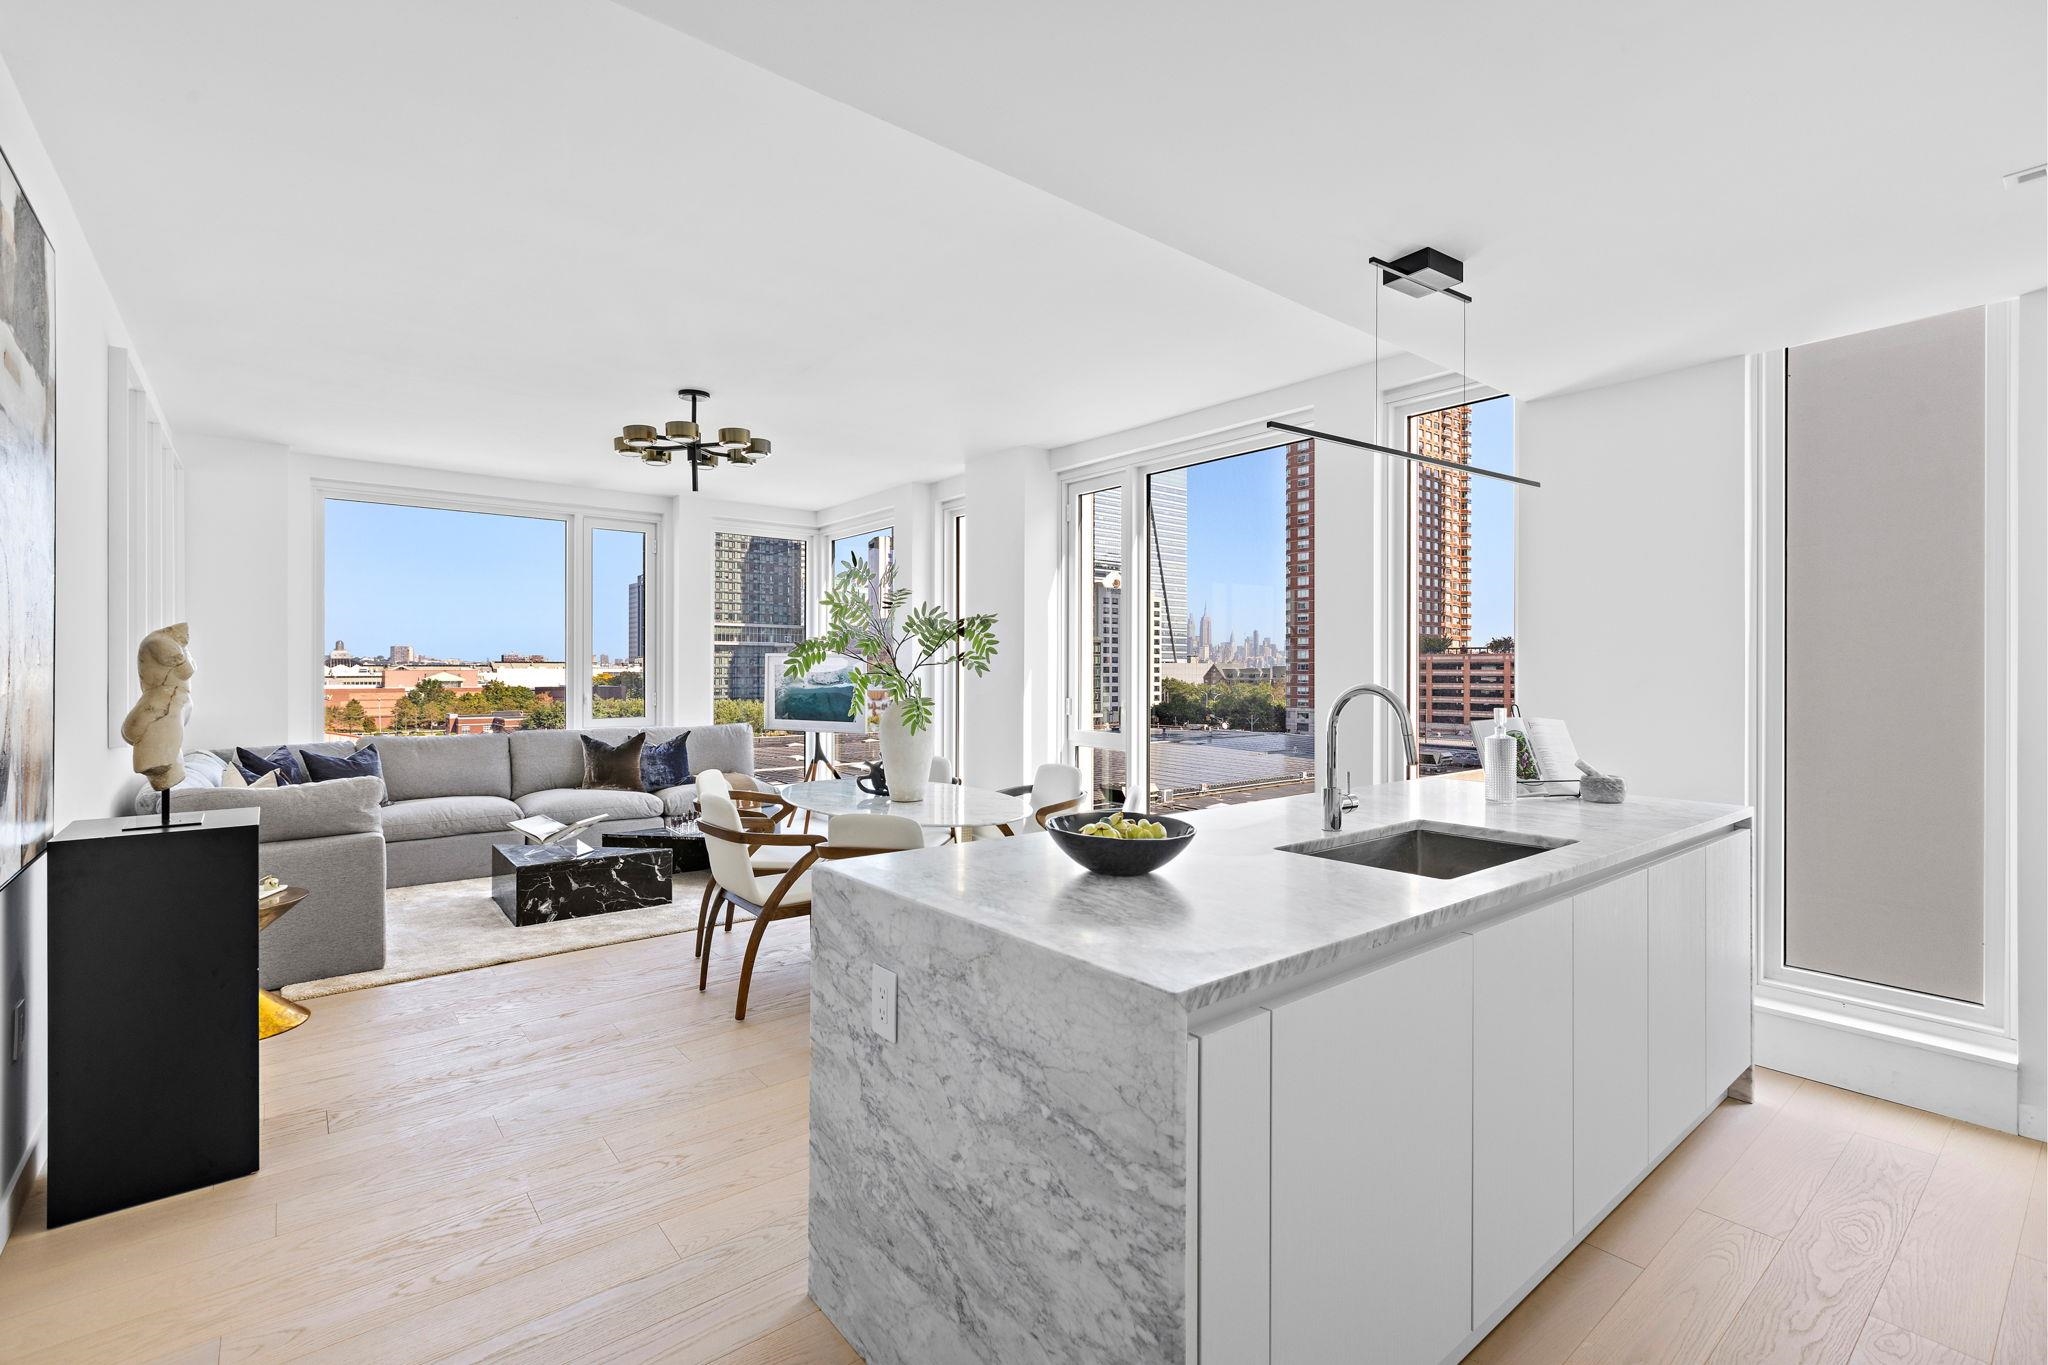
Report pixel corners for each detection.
[807,779,1753,1364]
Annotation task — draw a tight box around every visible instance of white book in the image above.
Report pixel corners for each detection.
[507,813,609,845]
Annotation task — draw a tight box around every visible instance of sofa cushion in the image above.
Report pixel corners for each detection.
[508,731,586,797]
[656,784,699,818]
[159,776,384,843]
[375,734,513,802]
[381,794,523,843]
[236,744,307,786]
[580,731,646,791]
[641,732,692,791]
[684,723,754,779]
[303,744,389,802]
[516,787,662,823]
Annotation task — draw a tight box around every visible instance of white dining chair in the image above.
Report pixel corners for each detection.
[696,796,922,1019]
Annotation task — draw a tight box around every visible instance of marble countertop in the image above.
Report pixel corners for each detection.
[814,780,1750,1012]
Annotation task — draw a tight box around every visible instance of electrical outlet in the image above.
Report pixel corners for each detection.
[10,999,23,1064]
[869,964,896,1043]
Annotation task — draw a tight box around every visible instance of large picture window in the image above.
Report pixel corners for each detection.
[321,496,658,739]
[713,529,810,782]
[322,500,570,737]
[1408,394,1516,774]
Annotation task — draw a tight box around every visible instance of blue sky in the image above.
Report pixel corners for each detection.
[1183,400,1516,646]
[1466,395,1516,643]
[1182,445,1286,643]
[325,501,646,661]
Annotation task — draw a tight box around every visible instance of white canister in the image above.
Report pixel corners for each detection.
[1483,707,1517,804]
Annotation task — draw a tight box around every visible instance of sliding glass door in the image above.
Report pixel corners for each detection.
[1065,439,1316,813]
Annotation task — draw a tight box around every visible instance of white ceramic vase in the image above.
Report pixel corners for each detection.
[875,700,932,803]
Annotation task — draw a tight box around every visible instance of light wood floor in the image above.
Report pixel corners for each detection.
[0,922,2039,1364]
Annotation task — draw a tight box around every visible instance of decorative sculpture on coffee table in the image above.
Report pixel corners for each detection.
[120,622,195,830]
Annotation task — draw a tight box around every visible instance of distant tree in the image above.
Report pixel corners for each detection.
[592,697,646,720]
[522,698,565,730]
[341,698,369,733]
[1485,635,1515,654]
[323,704,348,734]
[713,698,768,731]
[1418,634,1452,654]
[360,715,379,734]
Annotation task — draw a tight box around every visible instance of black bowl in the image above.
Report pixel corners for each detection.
[1046,810,1197,876]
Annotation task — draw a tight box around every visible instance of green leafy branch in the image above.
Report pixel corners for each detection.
[782,555,999,735]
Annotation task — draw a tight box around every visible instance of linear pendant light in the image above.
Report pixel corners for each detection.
[1267,249,1539,490]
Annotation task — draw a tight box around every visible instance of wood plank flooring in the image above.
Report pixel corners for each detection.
[1485,1070,2047,1365]
[0,921,2039,1363]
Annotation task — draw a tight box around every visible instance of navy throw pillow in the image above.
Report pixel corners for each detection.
[235,744,306,786]
[640,731,692,791]
[302,744,389,805]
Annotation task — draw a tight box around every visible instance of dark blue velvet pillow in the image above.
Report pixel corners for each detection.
[235,744,306,786]
[302,744,389,804]
[640,731,692,792]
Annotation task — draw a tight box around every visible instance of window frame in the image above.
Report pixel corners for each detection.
[310,479,664,736]
[710,514,818,783]
[1384,378,1511,744]
[1751,332,2019,1047]
[1058,418,1319,810]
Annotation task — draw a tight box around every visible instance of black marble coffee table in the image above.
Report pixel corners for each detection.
[490,841,672,926]
[601,817,710,874]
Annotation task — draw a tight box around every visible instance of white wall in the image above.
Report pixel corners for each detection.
[0,49,168,1248]
[1517,359,1752,805]
[960,448,1060,788]
[2015,288,2046,1136]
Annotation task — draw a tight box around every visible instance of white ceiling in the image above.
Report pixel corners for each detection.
[0,1,1374,508]
[631,0,2047,399]
[3,2,2040,511]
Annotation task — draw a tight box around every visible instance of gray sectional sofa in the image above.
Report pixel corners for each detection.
[130,722,754,989]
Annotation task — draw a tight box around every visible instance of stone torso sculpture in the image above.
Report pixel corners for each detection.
[121,622,194,793]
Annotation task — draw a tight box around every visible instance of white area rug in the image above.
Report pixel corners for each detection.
[281,871,714,1001]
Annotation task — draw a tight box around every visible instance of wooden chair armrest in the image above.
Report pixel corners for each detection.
[1034,795,1083,829]
[815,844,913,860]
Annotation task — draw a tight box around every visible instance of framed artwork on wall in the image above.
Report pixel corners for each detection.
[0,144,56,890]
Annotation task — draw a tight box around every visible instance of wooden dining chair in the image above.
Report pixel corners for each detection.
[691,770,803,959]
[696,795,923,1019]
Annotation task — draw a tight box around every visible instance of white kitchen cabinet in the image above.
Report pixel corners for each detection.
[1573,871,1650,1229]
[1271,936,1473,1365]
[1646,847,1709,1154]
[1195,1009,1272,1365]
[1704,831,1753,1102]
[1471,896,1576,1327]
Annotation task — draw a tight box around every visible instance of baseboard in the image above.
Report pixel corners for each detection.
[1755,996,2020,1133]
[2021,1102,2044,1142]
[0,1122,43,1256]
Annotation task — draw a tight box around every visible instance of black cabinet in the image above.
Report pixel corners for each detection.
[45,809,259,1226]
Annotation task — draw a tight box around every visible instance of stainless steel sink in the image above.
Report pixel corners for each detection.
[1279,823,1574,879]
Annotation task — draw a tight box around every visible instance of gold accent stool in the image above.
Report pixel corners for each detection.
[257,885,313,1039]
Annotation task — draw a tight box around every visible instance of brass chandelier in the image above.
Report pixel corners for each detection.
[614,387,770,492]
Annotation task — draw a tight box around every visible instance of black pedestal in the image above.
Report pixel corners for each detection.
[490,842,672,926]
[601,818,710,874]
[45,809,260,1227]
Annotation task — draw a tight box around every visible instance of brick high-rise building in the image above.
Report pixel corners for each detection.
[1415,649,1515,731]
[1411,406,1472,651]
[1284,439,1315,731]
